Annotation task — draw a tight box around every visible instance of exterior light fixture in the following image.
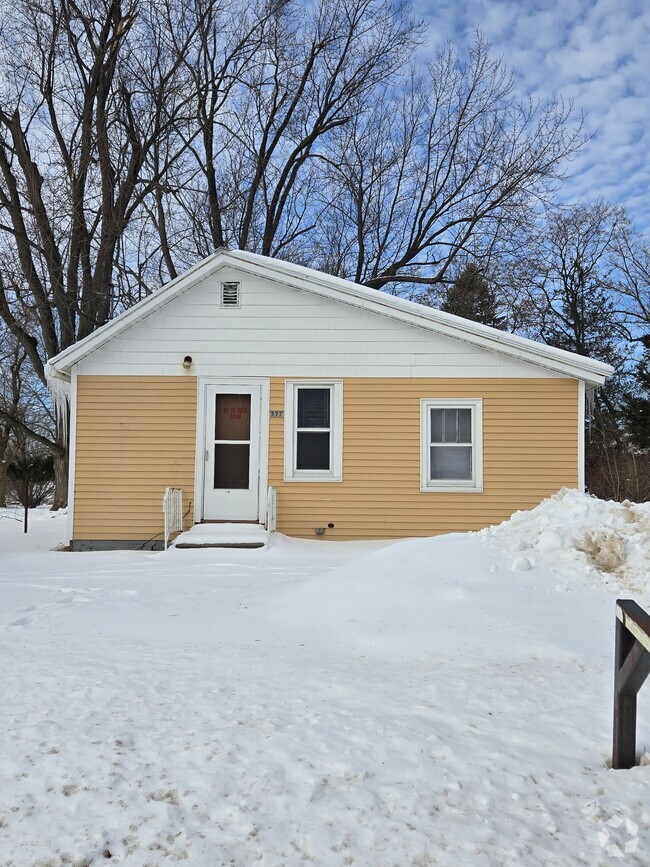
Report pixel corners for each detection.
[182,355,193,369]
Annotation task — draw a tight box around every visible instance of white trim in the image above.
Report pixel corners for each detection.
[284,380,343,482]
[193,380,207,525]
[47,249,614,386]
[578,379,586,493]
[194,377,269,523]
[420,398,483,493]
[66,367,78,544]
[258,382,271,520]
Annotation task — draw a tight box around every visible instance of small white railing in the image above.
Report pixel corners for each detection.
[162,487,183,550]
[266,486,276,547]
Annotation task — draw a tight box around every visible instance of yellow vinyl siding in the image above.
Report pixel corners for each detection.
[73,376,196,541]
[73,374,578,542]
[268,377,578,539]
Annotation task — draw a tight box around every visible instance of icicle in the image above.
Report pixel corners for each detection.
[586,386,596,443]
[45,363,71,446]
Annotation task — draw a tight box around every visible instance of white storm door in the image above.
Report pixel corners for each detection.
[203,385,261,520]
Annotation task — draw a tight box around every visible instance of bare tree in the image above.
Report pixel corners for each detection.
[0,0,212,502]
[310,36,585,293]
[0,333,24,506]
[0,327,57,504]
[162,30,584,294]
[615,231,650,342]
[153,0,423,269]
[0,0,424,507]
[515,201,650,500]
[0,1,586,507]
[527,201,629,363]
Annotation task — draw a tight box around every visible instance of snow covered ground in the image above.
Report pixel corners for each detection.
[1,492,649,866]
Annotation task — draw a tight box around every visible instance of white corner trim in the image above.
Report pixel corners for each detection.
[578,379,586,492]
[420,398,484,493]
[258,382,271,519]
[66,367,78,544]
[193,379,205,525]
[284,380,343,482]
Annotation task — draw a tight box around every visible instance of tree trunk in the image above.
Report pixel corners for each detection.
[0,428,9,506]
[52,450,68,510]
[0,466,8,507]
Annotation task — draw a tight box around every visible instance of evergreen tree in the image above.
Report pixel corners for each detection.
[623,352,650,450]
[440,264,505,328]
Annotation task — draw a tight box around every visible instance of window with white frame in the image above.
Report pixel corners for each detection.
[284,381,343,481]
[420,398,483,492]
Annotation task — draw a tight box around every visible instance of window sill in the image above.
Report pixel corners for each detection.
[420,483,483,494]
[284,473,343,483]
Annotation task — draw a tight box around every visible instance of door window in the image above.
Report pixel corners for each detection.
[214,394,251,489]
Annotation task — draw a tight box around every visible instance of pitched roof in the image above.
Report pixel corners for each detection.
[47,249,614,385]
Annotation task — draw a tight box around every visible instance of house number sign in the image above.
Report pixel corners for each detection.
[270,410,284,418]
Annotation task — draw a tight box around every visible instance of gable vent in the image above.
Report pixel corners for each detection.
[220,281,240,307]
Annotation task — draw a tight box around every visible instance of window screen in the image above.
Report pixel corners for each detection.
[429,407,473,481]
[296,388,331,471]
[430,408,472,444]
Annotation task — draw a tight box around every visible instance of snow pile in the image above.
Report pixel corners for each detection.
[481,487,650,597]
[264,532,605,663]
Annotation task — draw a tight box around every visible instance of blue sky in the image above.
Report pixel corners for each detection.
[416,0,650,234]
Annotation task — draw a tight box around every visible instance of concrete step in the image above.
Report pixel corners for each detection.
[173,523,267,549]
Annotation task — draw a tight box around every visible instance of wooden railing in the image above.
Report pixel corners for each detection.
[613,599,650,769]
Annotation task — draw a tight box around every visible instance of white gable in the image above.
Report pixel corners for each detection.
[76,265,563,379]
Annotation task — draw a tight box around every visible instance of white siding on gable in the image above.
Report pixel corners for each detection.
[76,266,563,378]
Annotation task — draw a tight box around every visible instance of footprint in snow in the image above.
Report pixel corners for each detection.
[9,615,33,627]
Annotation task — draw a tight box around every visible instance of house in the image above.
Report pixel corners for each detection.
[46,250,614,550]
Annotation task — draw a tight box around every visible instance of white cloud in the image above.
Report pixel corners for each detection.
[414,0,650,232]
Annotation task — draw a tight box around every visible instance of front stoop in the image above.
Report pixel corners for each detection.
[173,523,267,549]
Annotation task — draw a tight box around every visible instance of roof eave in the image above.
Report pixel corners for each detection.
[48,249,227,375]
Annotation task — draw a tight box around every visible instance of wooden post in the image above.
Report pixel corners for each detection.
[613,600,650,770]
[613,612,637,769]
